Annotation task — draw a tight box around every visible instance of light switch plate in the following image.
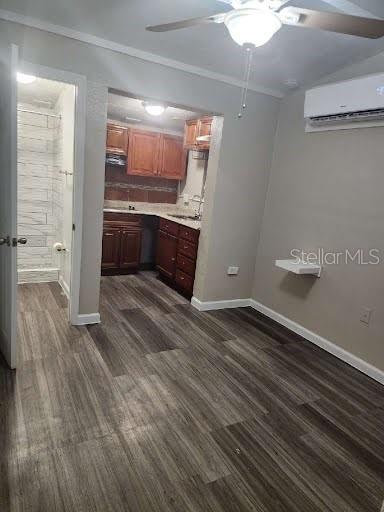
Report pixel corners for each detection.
[227,266,239,275]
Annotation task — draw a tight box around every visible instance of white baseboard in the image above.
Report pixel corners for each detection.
[191,297,251,312]
[72,313,101,326]
[59,276,70,299]
[191,295,384,386]
[250,299,384,386]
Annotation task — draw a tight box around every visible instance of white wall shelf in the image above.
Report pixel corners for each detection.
[275,259,321,277]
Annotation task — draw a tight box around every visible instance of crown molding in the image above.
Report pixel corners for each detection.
[0,8,284,99]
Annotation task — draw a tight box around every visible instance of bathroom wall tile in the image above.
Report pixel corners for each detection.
[18,136,49,153]
[18,175,52,190]
[18,162,51,178]
[23,236,47,247]
[18,269,59,284]
[17,104,64,282]
[18,124,55,141]
[18,111,48,128]
[18,149,54,166]
[17,212,48,225]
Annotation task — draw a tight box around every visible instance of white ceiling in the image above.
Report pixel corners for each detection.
[108,93,203,133]
[18,77,65,107]
[3,0,384,95]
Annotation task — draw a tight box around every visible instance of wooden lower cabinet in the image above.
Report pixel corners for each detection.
[156,218,199,297]
[101,213,142,275]
[156,230,177,279]
[102,227,121,270]
[120,229,142,270]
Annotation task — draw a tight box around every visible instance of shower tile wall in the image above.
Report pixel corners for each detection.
[17,103,62,283]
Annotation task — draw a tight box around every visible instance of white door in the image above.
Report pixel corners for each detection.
[0,44,18,369]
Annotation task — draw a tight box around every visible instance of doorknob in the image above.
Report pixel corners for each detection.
[12,237,27,246]
[0,236,10,246]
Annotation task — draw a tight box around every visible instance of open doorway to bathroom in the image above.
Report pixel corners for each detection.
[16,73,76,354]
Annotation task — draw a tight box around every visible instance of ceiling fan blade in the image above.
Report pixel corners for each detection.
[146,13,226,32]
[280,7,384,39]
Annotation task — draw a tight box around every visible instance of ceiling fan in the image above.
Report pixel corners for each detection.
[146,0,384,118]
[147,0,384,47]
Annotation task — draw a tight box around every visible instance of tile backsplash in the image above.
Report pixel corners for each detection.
[105,168,178,204]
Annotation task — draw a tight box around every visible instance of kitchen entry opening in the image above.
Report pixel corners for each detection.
[100,90,222,309]
[17,74,76,337]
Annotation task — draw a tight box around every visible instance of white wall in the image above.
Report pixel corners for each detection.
[178,151,207,212]
[54,84,76,296]
[1,17,279,315]
[253,52,384,372]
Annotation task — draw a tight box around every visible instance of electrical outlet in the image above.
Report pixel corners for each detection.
[227,266,239,276]
[360,307,373,325]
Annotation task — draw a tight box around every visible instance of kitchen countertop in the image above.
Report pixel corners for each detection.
[104,200,202,230]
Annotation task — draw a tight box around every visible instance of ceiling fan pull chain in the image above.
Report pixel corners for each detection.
[238,44,254,119]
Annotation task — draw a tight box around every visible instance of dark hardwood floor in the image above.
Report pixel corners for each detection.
[1,272,384,511]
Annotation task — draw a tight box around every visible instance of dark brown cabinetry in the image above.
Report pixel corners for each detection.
[183,120,198,149]
[159,134,186,179]
[128,129,161,177]
[156,230,177,279]
[156,218,200,296]
[106,124,129,155]
[102,213,142,275]
[183,117,213,150]
[102,227,121,270]
[127,128,185,180]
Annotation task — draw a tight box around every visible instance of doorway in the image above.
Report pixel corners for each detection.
[17,76,76,317]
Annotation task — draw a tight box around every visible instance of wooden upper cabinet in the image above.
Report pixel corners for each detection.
[106,124,128,155]
[128,129,161,177]
[197,117,213,150]
[184,120,199,150]
[159,135,185,180]
[127,129,184,179]
[183,117,213,150]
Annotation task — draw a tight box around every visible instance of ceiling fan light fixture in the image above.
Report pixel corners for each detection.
[143,101,167,116]
[224,8,282,47]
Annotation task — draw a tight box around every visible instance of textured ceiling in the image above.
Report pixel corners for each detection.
[108,93,203,133]
[2,0,384,94]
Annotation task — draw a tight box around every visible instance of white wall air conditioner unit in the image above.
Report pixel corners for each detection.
[304,73,384,132]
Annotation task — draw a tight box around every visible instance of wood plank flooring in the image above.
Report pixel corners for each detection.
[1,272,384,511]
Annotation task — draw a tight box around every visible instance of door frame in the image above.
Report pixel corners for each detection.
[19,61,86,325]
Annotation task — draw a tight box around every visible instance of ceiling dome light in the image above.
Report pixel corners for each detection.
[224,8,282,47]
[143,102,167,116]
[17,72,37,84]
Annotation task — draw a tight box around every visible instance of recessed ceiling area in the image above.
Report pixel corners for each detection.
[3,0,384,95]
[108,93,203,133]
[18,77,65,108]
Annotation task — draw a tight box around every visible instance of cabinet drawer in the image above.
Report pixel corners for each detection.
[175,269,194,294]
[176,253,195,277]
[159,218,179,237]
[104,212,141,226]
[179,225,199,244]
[178,239,197,260]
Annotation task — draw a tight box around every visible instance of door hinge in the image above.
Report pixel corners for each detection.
[72,224,76,231]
